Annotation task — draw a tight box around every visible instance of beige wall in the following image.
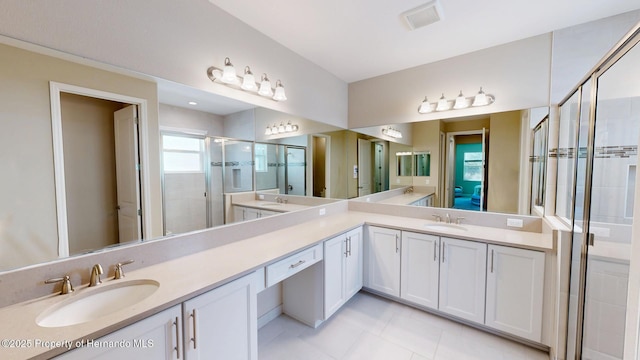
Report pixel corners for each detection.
[487,111,522,213]
[159,103,224,136]
[411,120,441,203]
[349,34,552,128]
[61,93,123,254]
[0,43,161,271]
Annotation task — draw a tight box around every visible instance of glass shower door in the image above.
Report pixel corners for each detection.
[581,40,639,360]
[285,146,306,195]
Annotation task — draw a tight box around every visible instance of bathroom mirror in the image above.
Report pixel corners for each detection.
[396,152,414,176]
[0,35,547,274]
[352,107,549,215]
[414,151,431,176]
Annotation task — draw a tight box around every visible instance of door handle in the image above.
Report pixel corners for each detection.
[490,249,494,273]
[395,234,399,253]
[433,241,437,262]
[442,242,445,263]
[190,309,197,349]
[173,316,181,359]
[588,233,595,246]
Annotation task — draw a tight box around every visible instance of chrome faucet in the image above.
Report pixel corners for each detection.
[432,214,442,222]
[89,264,103,287]
[445,213,451,224]
[275,196,281,203]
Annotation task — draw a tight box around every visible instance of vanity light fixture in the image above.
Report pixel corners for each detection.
[264,121,299,136]
[418,87,495,114]
[207,57,287,101]
[382,127,403,139]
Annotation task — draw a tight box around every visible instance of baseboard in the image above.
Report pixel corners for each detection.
[258,305,283,329]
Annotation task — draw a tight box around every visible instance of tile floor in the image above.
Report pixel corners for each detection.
[258,291,549,360]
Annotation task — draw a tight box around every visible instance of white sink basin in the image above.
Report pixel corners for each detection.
[424,223,468,232]
[37,279,159,328]
[261,203,284,206]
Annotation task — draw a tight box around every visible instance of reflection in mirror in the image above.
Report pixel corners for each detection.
[530,117,549,214]
[414,151,431,177]
[396,151,413,176]
[353,108,549,216]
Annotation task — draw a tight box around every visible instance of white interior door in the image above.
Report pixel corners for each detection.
[114,105,142,242]
[358,139,372,196]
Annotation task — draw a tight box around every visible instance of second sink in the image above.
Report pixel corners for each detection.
[37,279,159,328]
[424,223,468,232]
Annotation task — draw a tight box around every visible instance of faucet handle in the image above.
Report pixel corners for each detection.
[45,275,74,295]
[432,214,442,222]
[456,217,466,225]
[114,260,135,279]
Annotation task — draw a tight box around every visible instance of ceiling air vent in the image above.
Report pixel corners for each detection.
[401,0,444,31]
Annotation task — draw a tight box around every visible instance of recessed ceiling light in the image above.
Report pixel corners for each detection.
[401,0,444,31]
[188,101,197,106]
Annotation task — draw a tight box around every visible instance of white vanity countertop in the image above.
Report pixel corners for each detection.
[0,210,552,359]
[233,200,310,212]
[377,192,435,205]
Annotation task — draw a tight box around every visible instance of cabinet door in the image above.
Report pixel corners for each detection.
[401,232,439,310]
[244,208,259,220]
[324,234,347,319]
[55,305,182,360]
[485,245,545,342]
[233,206,246,223]
[344,227,363,299]
[364,226,401,297]
[183,272,257,360]
[438,237,487,323]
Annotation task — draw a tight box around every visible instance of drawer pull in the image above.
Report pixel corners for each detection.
[290,260,306,269]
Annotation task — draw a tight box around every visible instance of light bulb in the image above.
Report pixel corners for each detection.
[418,96,431,114]
[241,66,257,91]
[221,57,238,84]
[453,91,468,109]
[258,74,273,97]
[273,80,287,101]
[436,93,450,111]
[472,87,489,107]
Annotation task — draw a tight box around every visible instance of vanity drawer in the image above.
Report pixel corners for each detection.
[266,244,323,287]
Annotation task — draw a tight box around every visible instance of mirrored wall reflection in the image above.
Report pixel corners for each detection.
[255,143,307,196]
[161,134,255,236]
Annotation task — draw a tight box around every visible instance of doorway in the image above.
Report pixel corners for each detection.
[373,141,389,193]
[312,135,328,197]
[445,130,489,211]
[50,82,151,257]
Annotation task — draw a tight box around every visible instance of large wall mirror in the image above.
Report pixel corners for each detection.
[0,36,548,274]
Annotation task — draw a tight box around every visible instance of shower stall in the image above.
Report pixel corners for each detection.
[560,24,640,359]
[161,135,255,235]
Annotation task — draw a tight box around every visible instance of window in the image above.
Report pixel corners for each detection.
[463,152,483,181]
[162,134,204,173]
[255,143,268,173]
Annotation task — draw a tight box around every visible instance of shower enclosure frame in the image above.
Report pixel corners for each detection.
[559,22,640,360]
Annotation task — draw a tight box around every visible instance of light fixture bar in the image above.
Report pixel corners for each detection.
[207,57,287,102]
[264,121,299,136]
[382,127,403,139]
[418,87,494,114]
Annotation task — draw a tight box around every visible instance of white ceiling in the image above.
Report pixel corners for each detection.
[208,0,640,83]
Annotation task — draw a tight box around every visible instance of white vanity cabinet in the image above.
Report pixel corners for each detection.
[400,231,439,310]
[324,227,363,319]
[56,273,257,360]
[183,272,257,360]
[438,237,487,323]
[364,226,401,297]
[55,305,183,360]
[233,206,280,222]
[485,244,545,342]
